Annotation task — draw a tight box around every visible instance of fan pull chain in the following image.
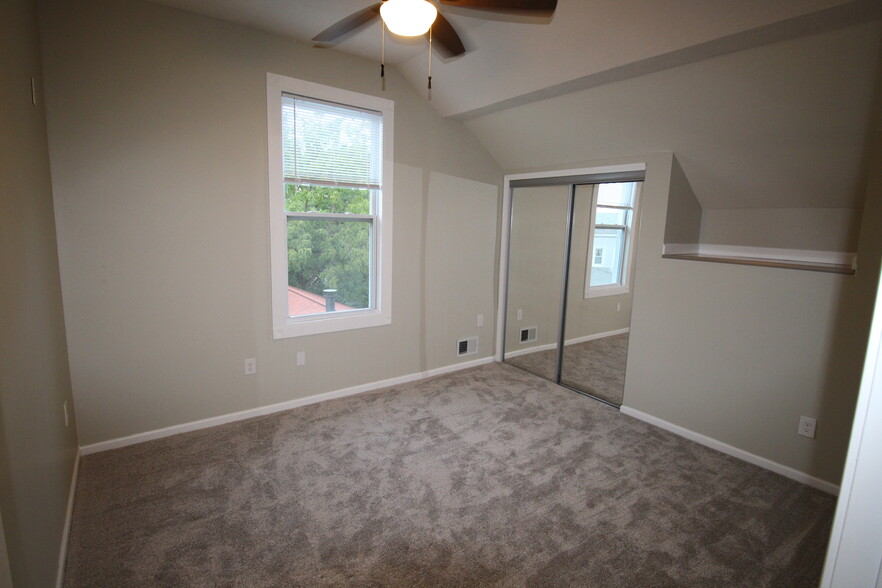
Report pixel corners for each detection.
[380,21,386,90]
[427,26,433,99]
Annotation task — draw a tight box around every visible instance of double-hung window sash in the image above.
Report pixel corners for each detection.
[281,94,383,316]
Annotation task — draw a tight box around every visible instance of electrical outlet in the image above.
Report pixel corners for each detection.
[477,314,484,327]
[798,416,817,438]
[245,358,257,375]
[517,309,523,321]
[617,303,622,312]
[63,401,70,427]
[296,351,306,366]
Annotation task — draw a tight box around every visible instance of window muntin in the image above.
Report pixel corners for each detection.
[585,182,639,298]
[267,74,393,339]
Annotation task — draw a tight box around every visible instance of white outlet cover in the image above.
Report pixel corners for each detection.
[798,416,817,438]
[245,358,257,375]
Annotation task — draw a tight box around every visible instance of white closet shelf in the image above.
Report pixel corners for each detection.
[662,244,856,275]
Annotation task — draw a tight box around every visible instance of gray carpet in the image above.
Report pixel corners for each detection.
[506,334,629,405]
[64,362,835,587]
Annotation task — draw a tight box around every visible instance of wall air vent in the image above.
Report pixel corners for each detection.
[457,337,478,357]
[519,327,538,343]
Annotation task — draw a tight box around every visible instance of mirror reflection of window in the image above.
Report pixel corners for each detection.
[585,182,640,298]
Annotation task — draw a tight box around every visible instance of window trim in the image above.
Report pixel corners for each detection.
[267,73,394,339]
[584,182,641,299]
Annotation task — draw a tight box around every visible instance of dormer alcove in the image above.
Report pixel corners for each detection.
[662,157,860,275]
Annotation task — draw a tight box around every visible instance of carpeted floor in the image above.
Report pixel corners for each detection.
[506,334,629,405]
[63,362,836,587]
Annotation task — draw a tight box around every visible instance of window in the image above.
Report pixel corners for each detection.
[267,74,393,338]
[585,182,640,298]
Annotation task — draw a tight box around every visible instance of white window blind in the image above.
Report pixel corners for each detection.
[282,94,383,190]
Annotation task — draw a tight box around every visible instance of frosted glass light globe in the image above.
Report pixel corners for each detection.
[380,0,438,37]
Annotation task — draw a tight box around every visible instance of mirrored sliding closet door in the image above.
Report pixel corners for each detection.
[503,176,643,407]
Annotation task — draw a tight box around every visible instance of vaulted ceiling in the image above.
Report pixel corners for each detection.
[144,0,877,118]
[143,0,880,213]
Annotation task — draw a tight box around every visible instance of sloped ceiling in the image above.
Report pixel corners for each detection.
[145,0,872,118]
[143,0,881,210]
[464,21,882,210]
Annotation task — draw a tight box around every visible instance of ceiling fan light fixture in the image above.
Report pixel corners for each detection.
[380,0,438,37]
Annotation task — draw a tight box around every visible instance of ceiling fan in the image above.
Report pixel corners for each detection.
[312,0,558,58]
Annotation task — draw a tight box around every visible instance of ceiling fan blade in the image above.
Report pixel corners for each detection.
[312,3,383,46]
[439,0,557,15]
[429,12,465,57]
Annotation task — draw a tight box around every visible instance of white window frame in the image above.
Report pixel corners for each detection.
[584,182,641,299]
[266,73,394,339]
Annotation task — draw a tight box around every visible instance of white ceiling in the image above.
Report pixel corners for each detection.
[145,0,868,118]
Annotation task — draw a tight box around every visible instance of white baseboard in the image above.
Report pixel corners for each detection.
[503,328,630,360]
[620,406,840,496]
[79,356,494,455]
[56,448,80,588]
[564,327,630,346]
[504,341,557,359]
[420,357,494,379]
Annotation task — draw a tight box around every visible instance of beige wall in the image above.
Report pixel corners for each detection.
[424,172,499,364]
[504,186,569,353]
[38,0,502,446]
[631,135,881,485]
[0,0,80,584]
[699,207,862,252]
[625,152,877,484]
[663,156,702,246]
[466,23,882,483]
[626,182,874,482]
